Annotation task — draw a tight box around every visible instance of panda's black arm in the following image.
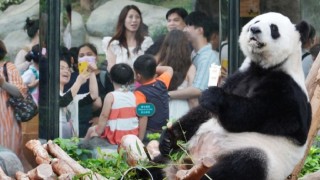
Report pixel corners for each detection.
[159,106,212,155]
[170,106,212,140]
[201,83,310,144]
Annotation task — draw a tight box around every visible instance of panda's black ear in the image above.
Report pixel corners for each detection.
[296,21,310,45]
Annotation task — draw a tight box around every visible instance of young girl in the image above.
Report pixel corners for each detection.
[85,63,138,145]
[22,44,40,105]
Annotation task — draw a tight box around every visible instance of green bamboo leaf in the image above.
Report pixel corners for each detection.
[135,140,142,156]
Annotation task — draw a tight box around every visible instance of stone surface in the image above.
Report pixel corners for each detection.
[71,10,86,48]
[86,0,168,37]
[0,146,24,177]
[0,0,39,39]
[87,35,104,55]
[3,30,30,61]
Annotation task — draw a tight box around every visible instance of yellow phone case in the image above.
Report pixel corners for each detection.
[78,61,88,74]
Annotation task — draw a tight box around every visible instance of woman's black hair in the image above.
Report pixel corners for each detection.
[59,46,71,67]
[24,17,39,39]
[0,40,7,60]
[25,44,40,64]
[110,63,134,85]
[78,43,98,56]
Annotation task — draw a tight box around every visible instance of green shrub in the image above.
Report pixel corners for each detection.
[0,0,24,11]
[300,137,320,177]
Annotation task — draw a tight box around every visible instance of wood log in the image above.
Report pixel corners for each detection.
[119,135,149,166]
[175,157,215,180]
[51,158,75,176]
[0,166,12,180]
[306,54,320,98]
[290,67,320,180]
[27,164,56,180]
[25,140,51,164]
[58,173,74,180]
[47,140,88,174]
[15,171,30,180]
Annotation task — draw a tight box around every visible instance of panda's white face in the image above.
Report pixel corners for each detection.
[239,12,301,69]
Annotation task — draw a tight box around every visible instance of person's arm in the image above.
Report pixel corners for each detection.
[156,65,173,89]
[70,73,89,97]
[96,92,113,135]
[156,66,173,77]
[14,49,30,73]
[186,65,199,107]
[169,86,201,99]
[138,116,148,140]
[106,47,116,72]
[88,64,99,104]
[0,75,22,97]
[134,90,148,141]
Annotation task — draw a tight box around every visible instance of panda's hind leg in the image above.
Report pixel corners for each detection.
[201,148,268,180]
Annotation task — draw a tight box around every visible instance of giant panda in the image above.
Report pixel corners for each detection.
[157,12,312,180]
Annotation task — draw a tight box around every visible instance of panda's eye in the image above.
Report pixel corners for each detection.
[270,24,280,39]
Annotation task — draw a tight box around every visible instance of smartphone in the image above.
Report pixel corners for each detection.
[78,61,88,74]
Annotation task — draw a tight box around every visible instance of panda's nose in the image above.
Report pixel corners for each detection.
[250,27,261,34]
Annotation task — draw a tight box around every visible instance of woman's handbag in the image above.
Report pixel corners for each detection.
[3,63,38,122]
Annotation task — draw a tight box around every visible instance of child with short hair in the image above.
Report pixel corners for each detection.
[133,54,173,142]
[84,63,138,145]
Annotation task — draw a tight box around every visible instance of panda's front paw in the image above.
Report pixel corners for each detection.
[200,87,224,113]
[159,128,176,156]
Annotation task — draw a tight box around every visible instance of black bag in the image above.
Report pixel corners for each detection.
[3,63,38,122]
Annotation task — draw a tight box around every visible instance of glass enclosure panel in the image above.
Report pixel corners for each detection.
[301,0,320,44]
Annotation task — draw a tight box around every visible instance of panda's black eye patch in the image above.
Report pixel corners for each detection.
[270,24,280,39]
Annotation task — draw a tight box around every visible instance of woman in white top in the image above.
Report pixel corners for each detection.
[157,30,197,120]
[102,5,153,71]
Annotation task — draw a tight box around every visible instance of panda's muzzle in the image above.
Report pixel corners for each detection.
[249,36,265,48]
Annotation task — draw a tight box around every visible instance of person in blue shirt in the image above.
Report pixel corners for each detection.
[168,11,220,106]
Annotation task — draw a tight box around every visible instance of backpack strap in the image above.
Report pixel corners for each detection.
[99,70,107,88]
[302,52,311,61]
[3,62,8,82]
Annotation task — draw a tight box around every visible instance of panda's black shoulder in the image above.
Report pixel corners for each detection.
[223,62,307,100]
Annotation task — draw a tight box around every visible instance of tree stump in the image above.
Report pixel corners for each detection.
[289,54,320,180]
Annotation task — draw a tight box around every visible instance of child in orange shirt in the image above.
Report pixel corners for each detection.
[133,54,173,143]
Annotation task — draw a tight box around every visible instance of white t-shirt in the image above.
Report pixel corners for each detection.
[102,36,153,68]
[59,91,88,138]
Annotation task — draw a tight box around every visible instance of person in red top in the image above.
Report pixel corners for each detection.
[133,54,173,143]
[84,63,138,145]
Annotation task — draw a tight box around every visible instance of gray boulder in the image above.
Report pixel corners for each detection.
[0,146,24,178]
[86,0,168,37]
[3,30,29,61]
[87,35,104,55]
[71,11,87,48]
[0,0,39,39]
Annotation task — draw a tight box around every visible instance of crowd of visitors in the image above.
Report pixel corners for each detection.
[0,4,319,159]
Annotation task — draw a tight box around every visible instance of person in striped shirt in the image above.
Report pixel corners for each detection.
[84,63,138,145]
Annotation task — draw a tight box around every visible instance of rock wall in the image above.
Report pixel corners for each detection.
[0,0,39,60]
[0,0,168,58]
